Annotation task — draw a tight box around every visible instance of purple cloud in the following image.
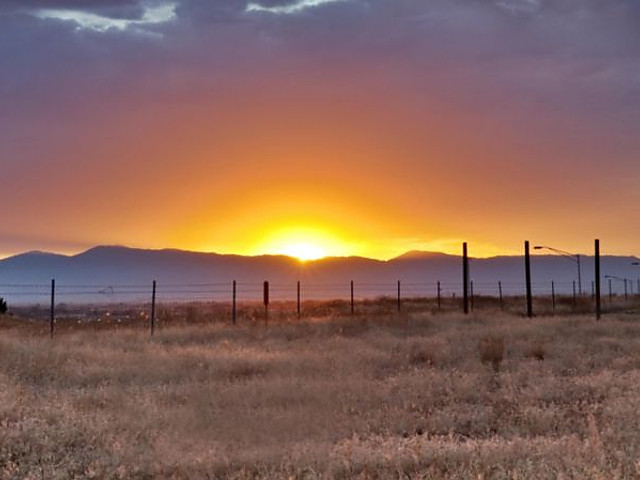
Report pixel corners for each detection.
[0,0,148,19]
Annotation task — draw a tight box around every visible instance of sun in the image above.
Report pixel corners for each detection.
[253,225,353,261]
[280,242,327,261]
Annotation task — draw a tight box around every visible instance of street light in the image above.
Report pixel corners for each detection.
[631,263,640,296]
[533,245,582,295]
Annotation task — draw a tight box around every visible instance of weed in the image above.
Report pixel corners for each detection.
[478,335,505,372]
[525,339,546,361]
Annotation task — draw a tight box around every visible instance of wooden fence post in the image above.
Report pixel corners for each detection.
[232,280,237,325]
[350,281,355,316]
[263,281,269,325]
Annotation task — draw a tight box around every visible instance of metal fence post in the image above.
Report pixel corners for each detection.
[150,280,156,336]
[50,279,55,338]
[595,239,601,320]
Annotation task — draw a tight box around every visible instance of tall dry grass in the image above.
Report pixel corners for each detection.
[2,311,640,478]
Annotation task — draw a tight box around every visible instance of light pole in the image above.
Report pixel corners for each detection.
[534,245,582,296]
[631,262,640,296]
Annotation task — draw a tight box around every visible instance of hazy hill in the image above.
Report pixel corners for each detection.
[0,246,638,303]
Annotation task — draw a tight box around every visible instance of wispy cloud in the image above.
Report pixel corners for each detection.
[494,0,540,14]
[245,0,348,15]
[35,2,176,32]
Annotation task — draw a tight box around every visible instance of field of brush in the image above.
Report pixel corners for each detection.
[1,310,640,479]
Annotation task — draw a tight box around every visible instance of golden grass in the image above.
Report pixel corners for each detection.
[2,312,640,478]
[478,335,505,372]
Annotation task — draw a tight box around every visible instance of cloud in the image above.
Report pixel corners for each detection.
[33,2,176,32]
[0,0,148,19]
[245,0,350,15]
[494,0,540,14]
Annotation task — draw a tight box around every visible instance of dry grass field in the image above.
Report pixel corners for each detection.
[2,310,640,479]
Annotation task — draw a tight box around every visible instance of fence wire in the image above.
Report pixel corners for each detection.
[3,279,638,306]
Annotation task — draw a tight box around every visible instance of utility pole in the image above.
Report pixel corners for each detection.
[525,241,533,318]
[463,242,469,314]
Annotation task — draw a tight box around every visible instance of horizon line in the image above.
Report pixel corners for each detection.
[1,244,638,263]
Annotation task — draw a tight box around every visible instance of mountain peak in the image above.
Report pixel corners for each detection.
[4,250,68,260]
[393,250,456,261]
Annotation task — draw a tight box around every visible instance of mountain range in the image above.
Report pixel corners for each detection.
[0,246,638,303]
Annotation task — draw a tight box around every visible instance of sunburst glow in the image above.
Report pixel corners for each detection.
[254,225,352,261]
[281,243,327,261]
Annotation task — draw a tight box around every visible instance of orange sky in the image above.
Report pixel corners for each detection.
[2,78,639,260]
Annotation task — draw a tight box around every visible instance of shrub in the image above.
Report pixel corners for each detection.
[409,344,436,366]
[479,335,505,372]
[526,339,546,361]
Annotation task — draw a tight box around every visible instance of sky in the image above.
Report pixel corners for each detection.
[1,0,639,260]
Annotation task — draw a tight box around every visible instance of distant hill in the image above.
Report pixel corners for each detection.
[0,246,639,303]
[392,250,457,261]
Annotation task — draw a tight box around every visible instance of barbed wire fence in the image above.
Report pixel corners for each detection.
[2,277,640,337]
